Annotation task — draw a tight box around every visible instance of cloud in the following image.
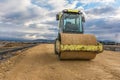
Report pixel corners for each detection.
[77,0,116,4]
[0,0,120,42]
[85,10,120,42]
[82,4,120,42]
[0,0,31,16]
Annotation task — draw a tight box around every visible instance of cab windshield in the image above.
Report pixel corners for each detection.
[60,13,83,33]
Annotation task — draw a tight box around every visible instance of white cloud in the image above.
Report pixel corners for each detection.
[97,33,120,42]
[78,0,115,4]
[85,5,120,22]
[24,34,37,40]
[89,25,97,29]
[106,7,120,22]
[114,33,120,42]
[0,0,31,16]
[0,0,119,42]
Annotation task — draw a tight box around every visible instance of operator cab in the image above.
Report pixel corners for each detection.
[56,9,85,33]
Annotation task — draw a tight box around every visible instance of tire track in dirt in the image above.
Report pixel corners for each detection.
[0,44,120,80]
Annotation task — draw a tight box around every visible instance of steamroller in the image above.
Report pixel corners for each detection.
[55,9,103,60]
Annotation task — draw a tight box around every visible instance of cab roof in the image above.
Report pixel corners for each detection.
[62,9,81,13]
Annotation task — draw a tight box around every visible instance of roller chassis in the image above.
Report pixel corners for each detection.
[55,9,104,60]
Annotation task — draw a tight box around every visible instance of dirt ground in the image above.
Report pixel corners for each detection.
[0,44,120,80]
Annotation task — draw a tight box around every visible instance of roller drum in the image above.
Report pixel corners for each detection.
[59,33,98,60]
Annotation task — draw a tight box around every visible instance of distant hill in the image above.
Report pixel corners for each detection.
[33,39,55,43]
[0,37,32,42]
[98,40,118,45]
[0,37,119,44]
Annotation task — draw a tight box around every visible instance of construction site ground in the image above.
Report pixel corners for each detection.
[0,44,120,80]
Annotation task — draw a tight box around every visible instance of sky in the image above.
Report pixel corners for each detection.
[0,0,120,42]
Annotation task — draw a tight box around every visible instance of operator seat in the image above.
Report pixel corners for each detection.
[64,22,79,32]
[64,22,72,32]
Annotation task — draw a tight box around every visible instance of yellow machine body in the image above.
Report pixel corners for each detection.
[55,9,103,60]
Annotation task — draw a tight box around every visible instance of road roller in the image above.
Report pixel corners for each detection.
[55,9,103,60]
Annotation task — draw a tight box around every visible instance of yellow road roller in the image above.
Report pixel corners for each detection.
[55,9,103,60]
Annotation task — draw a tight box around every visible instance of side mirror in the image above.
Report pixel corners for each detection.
[56,14,59,20]
[82,16,85,22]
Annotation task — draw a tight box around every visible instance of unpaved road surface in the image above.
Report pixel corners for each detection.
[0,44,120,80]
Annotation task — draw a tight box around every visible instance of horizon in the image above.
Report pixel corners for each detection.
[0,37,119,43]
